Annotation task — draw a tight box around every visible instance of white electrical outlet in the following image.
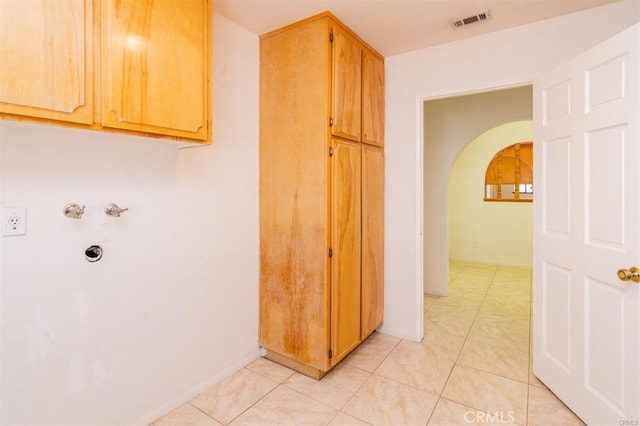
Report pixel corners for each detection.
[2,207,27,236]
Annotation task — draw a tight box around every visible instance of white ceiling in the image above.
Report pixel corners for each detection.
[213,0,621,56]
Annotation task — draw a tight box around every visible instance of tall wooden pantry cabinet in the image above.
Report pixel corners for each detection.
[259,12,384,378]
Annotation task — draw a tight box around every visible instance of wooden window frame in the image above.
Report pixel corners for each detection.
[484,142,533,202]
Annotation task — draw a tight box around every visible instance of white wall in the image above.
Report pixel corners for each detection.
[423,86,532,295]
[0,12,259,425]
[448,121,533,268]
[382,0,640,341]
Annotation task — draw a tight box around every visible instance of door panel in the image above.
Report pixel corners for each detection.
[361,145,384,338]
[542,137,571,236]
[533,24,639,424]
[542,79,572,125]
[331,139,361,362]
[362,50,385,147]
[586,126,626,248]
[332,27,362,142]
[0,0,93,124]
[541,262,572,372]
[585,278,625,412]
[586,55,626,110]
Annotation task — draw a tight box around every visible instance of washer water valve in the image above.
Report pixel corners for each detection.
[104,203,128,217]
[63,203,85,219]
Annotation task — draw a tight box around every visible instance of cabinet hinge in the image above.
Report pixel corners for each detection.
[328,349,333,359]
[329,147,334,156]
[330,32,334,43]
[329,248,333,258]
[329,117,333,127]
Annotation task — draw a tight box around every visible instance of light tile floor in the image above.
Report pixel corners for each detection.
[153,262,584,425]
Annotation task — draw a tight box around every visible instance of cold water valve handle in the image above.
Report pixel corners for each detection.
[63,203,85,219]
[104,203,128,217]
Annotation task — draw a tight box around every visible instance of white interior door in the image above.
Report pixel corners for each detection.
[533,24,639,425]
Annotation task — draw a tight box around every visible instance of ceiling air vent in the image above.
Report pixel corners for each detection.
[450,10,492,28]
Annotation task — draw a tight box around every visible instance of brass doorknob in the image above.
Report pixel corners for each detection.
[617,267,640,283]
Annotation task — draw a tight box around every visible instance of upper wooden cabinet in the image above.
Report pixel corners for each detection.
[330,24,385,146]
[0,0,94,124]
[362,50,385,147]
[0,0,211,143]
[101,0,209,140]
[331,27,362,142]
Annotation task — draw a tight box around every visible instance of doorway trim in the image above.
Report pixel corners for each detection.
[416,81,532,340]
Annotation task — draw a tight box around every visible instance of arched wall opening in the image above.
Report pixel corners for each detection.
[423,86,532,296]
[448,120,534,267]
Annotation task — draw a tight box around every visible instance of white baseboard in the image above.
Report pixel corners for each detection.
[129,348,262,426]
[376,324,417,342]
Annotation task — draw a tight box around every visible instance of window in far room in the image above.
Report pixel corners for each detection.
[484,142,533,202]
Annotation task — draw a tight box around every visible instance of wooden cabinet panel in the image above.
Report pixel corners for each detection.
[361,145,384,338]
[331,27,362,142]
[0,0,93,124]
[362,50,385,147]
[331,139,362,362]
[259,18,331,371]
[101,0,209,140]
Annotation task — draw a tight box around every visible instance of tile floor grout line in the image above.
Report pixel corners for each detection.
[187,401,221,424]
[453,275,532,385]
[325,410,340,425]
[367,333,448,397]
[370,369,444,398]
[435,264,535,423]
[287,333,403,425]
[333,408,376,426]
[238,351,391,425]
[495,265,531,425]
[245,364,295,384]
[369,335,403,376]
[222,371,283,425]
[282,364,375,412]
[278,383,342,415]
[489,266,531,374]
[275,337,399,425]
[437,395,519,424]
[442,264,496,371]
[526,378,531,426]
[336,373,376,425]
[526,283,534,426]
[425,264,491,422]
[425,396,442,425]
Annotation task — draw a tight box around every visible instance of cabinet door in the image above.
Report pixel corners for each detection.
[331,139,362,362]
[101,0,209,141]
[0,0,93,124]
[362,50,385,147]
[361,145,384,338]
[331,26,362,142]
